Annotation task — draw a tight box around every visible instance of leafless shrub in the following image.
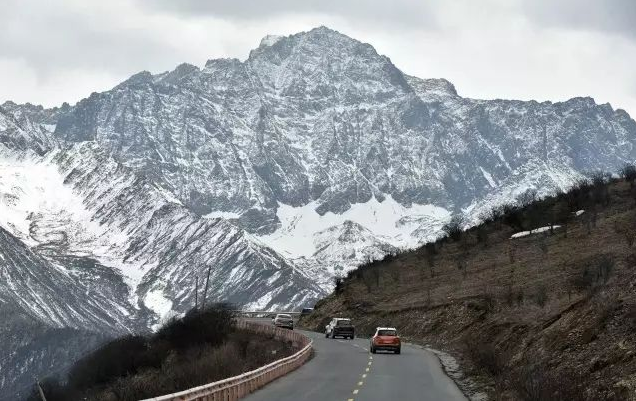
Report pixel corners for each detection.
[389,265,400,282]
[552,201,571,237]
[512,363,588,401]
[596,255,614,284]
[614,218,636,247]
[620,164,636,185]
[501,203,524,231]
[565,178,592,211]
[465,339,507,376]
[443,215,465,241]
[571,255,615,293]
[480,206,503,225]
[362,270,375,293]
[476,226,489,248]
[590,171,611,206]
[425,242,437,277]
[456,251,469,277]
[537,235,549,254]
[509,243,516,263]
[27,306,281,401]
[532,285,548,308]
[517,188,538,208]
[481,291,497,313]
[334,276,344,294]
[505,286,524,307]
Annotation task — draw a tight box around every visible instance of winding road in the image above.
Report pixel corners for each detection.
[246,325,466,401]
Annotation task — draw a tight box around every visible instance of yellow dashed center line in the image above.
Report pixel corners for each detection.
[349,354,371,400]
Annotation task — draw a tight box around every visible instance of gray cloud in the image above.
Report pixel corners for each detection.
[0,0,634,119]
[523,0,636,38]
[0,0,188,79]
[135,0,437,29]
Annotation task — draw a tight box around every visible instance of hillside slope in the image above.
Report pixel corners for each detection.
[305,175,636,400]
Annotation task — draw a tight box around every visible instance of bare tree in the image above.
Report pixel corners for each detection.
[443,215,465,241]
[425,242,437,277]
[620,164,636,186]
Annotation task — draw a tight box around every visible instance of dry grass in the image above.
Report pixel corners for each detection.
[305,176,636,400]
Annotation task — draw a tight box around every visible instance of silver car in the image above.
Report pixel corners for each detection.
[272,313,294,329]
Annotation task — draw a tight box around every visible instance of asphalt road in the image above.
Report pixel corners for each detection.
[245,323,467,401]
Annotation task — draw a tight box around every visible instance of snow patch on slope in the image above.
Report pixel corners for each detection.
[0,148,149,288]
[144,288,173,330]
[204,211,241,219]
[257,195,450,258]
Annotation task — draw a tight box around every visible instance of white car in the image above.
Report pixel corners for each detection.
[272,313,294,329]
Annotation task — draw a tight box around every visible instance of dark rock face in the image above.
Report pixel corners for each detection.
[51,27,636,230]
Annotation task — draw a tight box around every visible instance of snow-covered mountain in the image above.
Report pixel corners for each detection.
[2,26,636,398]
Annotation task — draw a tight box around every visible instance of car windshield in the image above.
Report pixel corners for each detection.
[336,319,351,326]
[277,314,292,320]
[378,330,397,336]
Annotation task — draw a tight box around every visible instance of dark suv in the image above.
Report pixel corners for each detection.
[325,318,355,339]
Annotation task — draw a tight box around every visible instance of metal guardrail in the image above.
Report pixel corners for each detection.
[232,310,302,317]
[140,320,312,401]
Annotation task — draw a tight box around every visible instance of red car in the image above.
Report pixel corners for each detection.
[370,327,401,354]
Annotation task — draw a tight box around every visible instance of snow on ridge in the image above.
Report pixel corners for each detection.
[203,210,241,219]
[260,34,283,47]
[511,225,561,239]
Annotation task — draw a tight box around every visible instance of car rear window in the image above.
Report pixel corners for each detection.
[378,329,397,336]
[277,314,292,319]
[336,319,351,326]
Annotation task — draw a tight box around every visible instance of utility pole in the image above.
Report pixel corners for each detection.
[194,276,199,311]
[201,266,212,310]
[36,380,47,401]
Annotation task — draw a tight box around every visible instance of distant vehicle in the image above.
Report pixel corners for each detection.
[300,307,314,316]
[325,318,355,339]
[370,327,401,354]
[273,313,294,329]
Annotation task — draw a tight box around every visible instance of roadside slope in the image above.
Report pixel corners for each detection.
[305,176,636,400]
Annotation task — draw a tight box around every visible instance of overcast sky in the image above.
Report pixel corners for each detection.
[1,0,635,116]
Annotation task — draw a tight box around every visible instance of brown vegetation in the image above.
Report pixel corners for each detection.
[30,306,297,401]
[304,170,636,400]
